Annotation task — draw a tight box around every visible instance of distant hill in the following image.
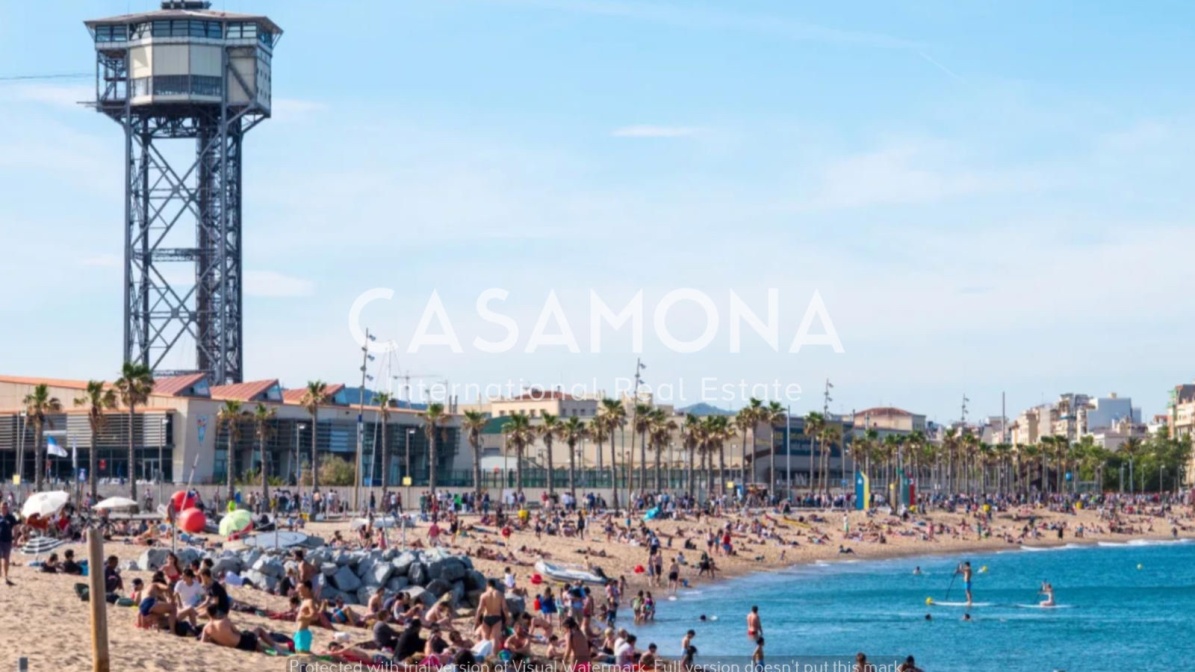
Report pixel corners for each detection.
[678,402,735,416]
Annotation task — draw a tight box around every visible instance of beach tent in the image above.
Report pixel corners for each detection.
[19,536,64,555]
[642,507,661,521]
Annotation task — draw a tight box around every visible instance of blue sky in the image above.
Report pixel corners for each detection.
[1,0,1193,422]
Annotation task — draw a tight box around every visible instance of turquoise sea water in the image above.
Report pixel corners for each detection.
[630,540,1195,671]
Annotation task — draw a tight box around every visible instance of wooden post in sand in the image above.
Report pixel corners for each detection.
[87,528,110,672]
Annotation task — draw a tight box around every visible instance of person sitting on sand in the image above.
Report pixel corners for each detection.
[138,571,178,631]
[174,568,206,627]
[505,623,533,658]
[424,597,453,628]
[330,595,365,627]
[104,555,124,594]
[60,548,82,575]
[200,604,282,653]
[40,552,61,573]
[297,580,335,630]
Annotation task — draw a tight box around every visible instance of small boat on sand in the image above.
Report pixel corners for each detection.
[535,560,608,585]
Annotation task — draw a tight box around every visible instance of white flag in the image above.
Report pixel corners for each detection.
[47,437,68,458]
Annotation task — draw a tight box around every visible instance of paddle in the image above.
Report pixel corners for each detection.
[944,565,959,601]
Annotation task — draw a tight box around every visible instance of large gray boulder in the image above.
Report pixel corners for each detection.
[332,565,362,592]
[382,548,399,561]
[386,576,410,593]
[320,563,338,577]
[211,556,242,577]
[429,557,467,583]
[450,581,466,606]
[252,555,284,578]
[465,589,485,609]
[392,551,418,576]
[506,596,526,620]
[408,562,429,586]
[425,578,452,598]
[401,585,436,607]
[364,562,393,587]
[177,547,202,566]
[464,570,488,592]
[244,569,278,593]
[138,548,170,572]
[242,548,264,568]
[357,586,378,606]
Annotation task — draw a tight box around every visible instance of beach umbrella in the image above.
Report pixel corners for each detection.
[93,496,139,511]
[178,508,207,533]
[219,509,254,537]
[21,491,69,519]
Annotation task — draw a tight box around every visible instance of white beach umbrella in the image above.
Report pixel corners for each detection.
[21,491,70,518]
[93,496,139,511]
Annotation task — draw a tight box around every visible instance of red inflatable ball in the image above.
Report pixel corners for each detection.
[633,564,646,574]
[171,490,197,513]
[178,507,206,533]
[530,574,544,585]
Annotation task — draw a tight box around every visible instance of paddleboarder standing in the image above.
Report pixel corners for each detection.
[957,561,974,606]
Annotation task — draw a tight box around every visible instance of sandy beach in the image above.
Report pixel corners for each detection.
[1,502,1191,671]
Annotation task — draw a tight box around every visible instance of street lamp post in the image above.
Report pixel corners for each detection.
[16,410,26,486]
[405,428,416,510]
[295,423,307,497]
[158,416,169,511]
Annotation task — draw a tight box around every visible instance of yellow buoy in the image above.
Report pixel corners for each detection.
[979,566,988,573]
[925,597,934,605]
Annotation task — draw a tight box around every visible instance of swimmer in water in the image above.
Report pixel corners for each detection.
[913,566,922,576]
[957,561,974,606]
[962,613,972,622]
[1039,581,1055,607]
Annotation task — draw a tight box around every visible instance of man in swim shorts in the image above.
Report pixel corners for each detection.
[746,605,763,639]
[200,604,281,653]
[958,561,973,605]
[478,579,509,649]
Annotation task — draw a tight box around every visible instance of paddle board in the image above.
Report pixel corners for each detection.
[1016,604,1072,609]
[933,601,991,607]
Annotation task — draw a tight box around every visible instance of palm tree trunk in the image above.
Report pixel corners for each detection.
[227,433,236,504]
[718,445,726,497]
[546,440,556,496]
[260,434,269,510]
[428,431,439,495]
[89,421,99,501]
[809,437,818,494]
[703,448,713,499]
[381,427,390,506]
[769,430,776,497]
[741,433,749,485]
[310,416,319,492]
[472,439,483,505]
[639,430,647,495]
[687,447,695,499]
[608,438,619,509]
[567,441,577,499]
[128,407,138,500]
[654,444,663,493]
[34,422,44,492]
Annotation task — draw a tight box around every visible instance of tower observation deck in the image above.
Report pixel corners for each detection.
[85,1,282,384]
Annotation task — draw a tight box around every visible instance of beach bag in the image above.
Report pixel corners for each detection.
[75,582,90,602]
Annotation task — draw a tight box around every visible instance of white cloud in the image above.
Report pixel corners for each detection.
[244,270,315,298]
[271,98,327,120]
[611,125,702,138]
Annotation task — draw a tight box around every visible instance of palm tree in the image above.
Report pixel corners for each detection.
[803,412,825,493]
[598,398,627,508]
[560,417,588,498]
[420,402,449,495]
[539,412,562,496]
[1121,437,1144,493]
[23,384,63,491]
[461,410,488,504]
[648,409,678,492]
[589,421,610,495]
[217,400,246,502]
[74,380,117,501]
[252,403,276,508]
[630,399,659,495]
[114,362,154,499]
[735,399,763,485]
[822,424,844,497]
[681,414,701,498]
[300,381,330,492]
[764,401,786,495]
[374,392,395,504]
[503,412,535,493]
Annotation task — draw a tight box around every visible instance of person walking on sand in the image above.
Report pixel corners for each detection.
[477,579,509,649]
[746,605,763,640]
[0,500,19,586]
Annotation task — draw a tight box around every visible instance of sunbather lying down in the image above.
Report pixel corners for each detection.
[200,604,285,654]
